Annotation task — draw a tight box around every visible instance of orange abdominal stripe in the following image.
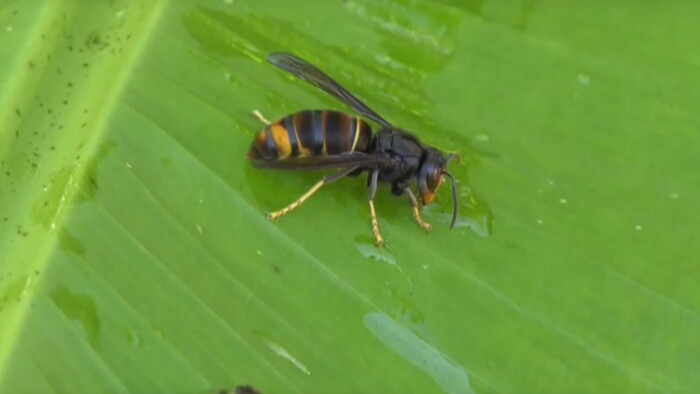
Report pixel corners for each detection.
[270,123,292,158]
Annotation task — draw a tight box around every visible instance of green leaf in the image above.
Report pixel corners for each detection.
[1,0,698,393]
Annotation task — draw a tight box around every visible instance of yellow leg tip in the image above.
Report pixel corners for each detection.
[374,236,385,247]
[412,207,432,232]
[266,212,281,222]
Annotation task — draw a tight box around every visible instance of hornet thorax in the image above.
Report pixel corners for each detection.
[373,128,423,195]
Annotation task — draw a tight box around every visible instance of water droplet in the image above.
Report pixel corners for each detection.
[6,26,13,33]
[126,327,143,346]
[536,219,543,225]
[669,193,679,200]
[559,198,567,204]
[577,73,591,85]
[635,224,643,231]
[364,313,473,394]
[125,162,132,169]
[354,235,396,265]
[50,286,101,349]
[59,228,86,256]
[196,223,204,234]
[389,292,435,344]
[256,333,311,375]
[77,140,116,204]
[473,133,490,142]
[422,187,493,238]
[256,250,263,256]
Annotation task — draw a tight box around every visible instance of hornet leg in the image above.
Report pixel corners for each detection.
[252,110,271,125]
[267,167,357,221]
[368,169,385,247]
[405,187,432,232]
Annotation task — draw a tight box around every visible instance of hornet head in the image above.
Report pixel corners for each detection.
[416,148,459,229]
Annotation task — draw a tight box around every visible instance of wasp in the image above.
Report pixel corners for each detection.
[247,52,458,246]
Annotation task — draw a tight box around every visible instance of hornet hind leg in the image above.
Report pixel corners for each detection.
[367,169,385,247]
[267,167,358,221]
[252,110,271,125]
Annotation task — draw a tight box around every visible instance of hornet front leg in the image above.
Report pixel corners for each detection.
[405,187,432,232]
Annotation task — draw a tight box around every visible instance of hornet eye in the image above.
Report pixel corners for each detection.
[428,167,444,191]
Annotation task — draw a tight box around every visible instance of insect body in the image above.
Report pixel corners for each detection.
[247,53,458,246]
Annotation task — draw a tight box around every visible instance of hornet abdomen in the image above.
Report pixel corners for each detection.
[247,110,373,161]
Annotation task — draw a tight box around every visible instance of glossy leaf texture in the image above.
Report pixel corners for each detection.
[1,0,698,393]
